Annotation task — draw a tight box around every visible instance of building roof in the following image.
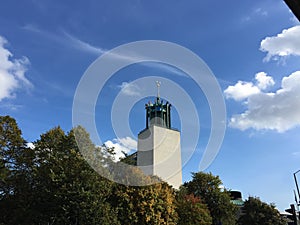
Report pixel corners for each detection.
[230,199,245,206]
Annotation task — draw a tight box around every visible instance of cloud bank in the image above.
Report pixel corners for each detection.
[224,71,300,132]
[224,72,274,101]
[0,36,32,101]
[260,25,300,61]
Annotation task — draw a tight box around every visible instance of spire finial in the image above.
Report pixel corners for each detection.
[156,81,161,98]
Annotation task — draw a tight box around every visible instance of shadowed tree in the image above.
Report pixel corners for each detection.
[176,187,212,225]
[184,172,237,225]
[238,197,286,225]
[110,165,178,225]
[29,126,119,225]
[0,115,35,224]
[0,119,120,225]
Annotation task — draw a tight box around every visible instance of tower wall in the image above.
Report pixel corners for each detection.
[137,125,182,189]
[137,128,153,175]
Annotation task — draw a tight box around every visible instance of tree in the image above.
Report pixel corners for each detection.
[29,126,119,225]
[0,115,28,194]
[0,120,121,225]
[1,116,239,225]
[184,172,237,225]
[176,187,212,225]
[111,166,177,225]
[0,115,35,225]
[238,197,286,225]
[0,116,21,197]
[119,152,137,166]
[0,116,26,168]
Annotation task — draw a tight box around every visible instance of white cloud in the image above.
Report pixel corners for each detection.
[24,25,190,78]
[255,8,268,17]
[255,72,275,90]
[226,71,300,132]
[241,7,268,23]
[0,36,32,101]
[142,62,188,77]
[118,82,141,97]
[27,142,35,149]
[224,72,275,101]
[23,24,106,56]
[260,25,300,61]
[63,31,107,55]
[224,81,260,101]
[292,151,300,157]
[104,137,137,162]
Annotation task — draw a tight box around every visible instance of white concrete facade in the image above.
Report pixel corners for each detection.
[137,125,182,189]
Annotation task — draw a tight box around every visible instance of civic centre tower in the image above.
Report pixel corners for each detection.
[137,82,182,189]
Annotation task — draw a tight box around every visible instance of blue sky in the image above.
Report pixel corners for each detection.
[1,0,300,210]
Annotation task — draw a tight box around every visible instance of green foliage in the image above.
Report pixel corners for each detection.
[176,187,212,225]
[2,116,258,225]
[184,172,238,225]
[0,117,119,225]
[110,158,178,224]
[238,197,286,225]
[112,180,177,225]
[29,126,118,225]
[0,116,179,225]
[119,152,137,166]
[0,115,27,190]
[0,116,35,224]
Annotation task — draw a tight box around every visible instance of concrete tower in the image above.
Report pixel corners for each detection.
[137,82,182,189]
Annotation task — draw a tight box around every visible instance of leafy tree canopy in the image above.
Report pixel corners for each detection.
[0,116,179,225]
[176,187,212,225]
[238,197,286,225]
[184,172,238,225]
